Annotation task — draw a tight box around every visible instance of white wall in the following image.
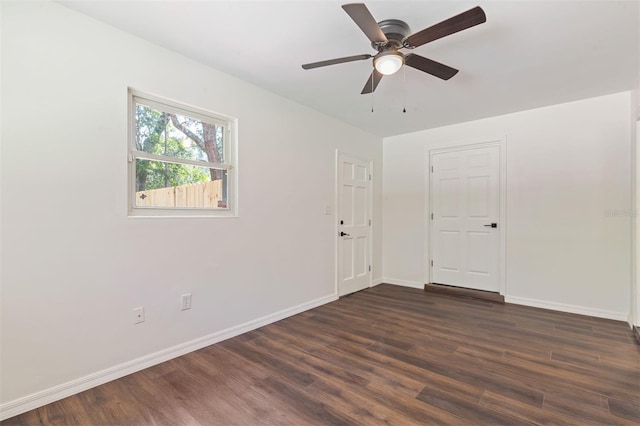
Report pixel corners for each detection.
[0,0,382,414]
[383,92,632,320]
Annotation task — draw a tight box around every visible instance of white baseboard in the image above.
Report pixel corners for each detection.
[505,295,628,322]
[371,277,384,287]
[382,278,425,289]
[0,293,337,421]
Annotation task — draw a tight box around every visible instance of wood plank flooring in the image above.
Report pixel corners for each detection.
[3,284,639,425]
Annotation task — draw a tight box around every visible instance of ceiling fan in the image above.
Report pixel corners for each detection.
[302,3,486,94]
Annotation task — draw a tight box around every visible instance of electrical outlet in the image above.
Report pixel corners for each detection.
[133,306,145,324]
[181,293,192,311]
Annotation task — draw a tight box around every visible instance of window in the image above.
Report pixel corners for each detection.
[128,89,236,217]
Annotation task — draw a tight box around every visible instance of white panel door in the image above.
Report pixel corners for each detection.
[338,154,371,297]
[431,146,500,292]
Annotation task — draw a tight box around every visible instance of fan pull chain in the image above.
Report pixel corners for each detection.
[371,74,375,112]
[402,66,407,113]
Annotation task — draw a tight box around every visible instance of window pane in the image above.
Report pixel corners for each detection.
[135,103,225,164]
[135,159,228,209]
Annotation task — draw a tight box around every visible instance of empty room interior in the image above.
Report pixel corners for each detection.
[1,0,639,424]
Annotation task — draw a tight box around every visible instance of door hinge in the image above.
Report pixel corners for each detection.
[431,260,433,267]
[369,174,372,181]
[369,219,371,226]
[128,153,133,163]
[431,165,434,173]
[369,265,372,272]
[431,213,433,220]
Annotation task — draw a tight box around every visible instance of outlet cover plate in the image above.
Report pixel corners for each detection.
[181,293,192,311]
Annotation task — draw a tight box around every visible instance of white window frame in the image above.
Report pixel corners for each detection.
[127,89,238,218]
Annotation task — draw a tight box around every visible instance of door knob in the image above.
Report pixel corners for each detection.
[483,223,498,228]
[340,231,350,236]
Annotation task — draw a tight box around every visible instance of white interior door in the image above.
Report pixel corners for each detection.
[430,145,501,292]
[337,154,371,297]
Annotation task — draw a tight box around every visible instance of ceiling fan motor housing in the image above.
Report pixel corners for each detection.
[373,19,411,50]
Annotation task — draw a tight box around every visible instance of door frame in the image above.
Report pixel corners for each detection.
[634,120,640,327]
[425,137,507,295]
[335,150,374,296]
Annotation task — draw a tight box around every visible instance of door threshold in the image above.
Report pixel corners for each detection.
[424,283,504,303]
[338,288,367,299]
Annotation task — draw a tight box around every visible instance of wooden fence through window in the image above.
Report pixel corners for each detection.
[136,180,223,208]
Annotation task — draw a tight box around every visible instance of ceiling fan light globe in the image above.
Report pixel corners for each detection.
[374,53,403,75]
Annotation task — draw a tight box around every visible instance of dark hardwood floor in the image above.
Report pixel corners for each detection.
[3,284,639,425]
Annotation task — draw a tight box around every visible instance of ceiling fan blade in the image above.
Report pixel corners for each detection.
[302,54,372,70]
[404,6,486,48]
[405,54,459,80]
[342,3,388,44]
[361,69,383,94]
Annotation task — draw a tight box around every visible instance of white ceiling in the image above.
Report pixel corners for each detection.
[59,0,639,137]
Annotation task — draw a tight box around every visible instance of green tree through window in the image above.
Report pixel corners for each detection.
[134,105,222,191]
